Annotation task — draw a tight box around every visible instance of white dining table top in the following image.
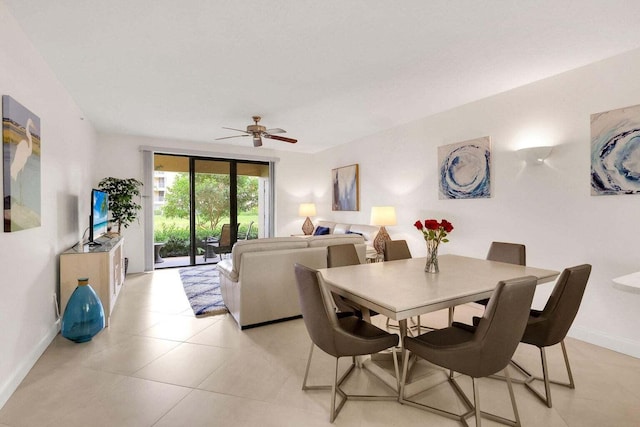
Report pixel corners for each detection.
[317,254,560,321]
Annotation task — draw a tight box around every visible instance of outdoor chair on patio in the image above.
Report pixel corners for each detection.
[203,223,240,261]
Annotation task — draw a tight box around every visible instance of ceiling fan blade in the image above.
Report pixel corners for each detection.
[253,135,262,147]
[264,134,297,144]
[215,134,250,140]
[222,126,250,134]
[265,128,286,134]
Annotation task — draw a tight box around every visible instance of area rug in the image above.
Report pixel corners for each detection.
[178,265,228,317]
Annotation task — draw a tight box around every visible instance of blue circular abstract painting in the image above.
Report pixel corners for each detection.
[591,104,640,196]
[439,137,491,199]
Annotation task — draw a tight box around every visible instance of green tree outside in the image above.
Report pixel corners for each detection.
[162,173,258,233]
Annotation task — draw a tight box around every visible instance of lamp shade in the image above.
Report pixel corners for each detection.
[298,203,316,217]
[370,206,397,226]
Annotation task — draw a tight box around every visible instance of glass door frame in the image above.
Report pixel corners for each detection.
[142,149,275,271]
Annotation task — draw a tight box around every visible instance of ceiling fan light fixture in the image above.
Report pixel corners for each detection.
[216,115,297,147]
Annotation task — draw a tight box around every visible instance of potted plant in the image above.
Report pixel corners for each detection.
[98,177,143,235]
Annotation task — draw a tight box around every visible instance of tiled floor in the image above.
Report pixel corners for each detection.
[2,269,640,426]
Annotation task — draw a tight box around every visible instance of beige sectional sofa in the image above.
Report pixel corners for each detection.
[217,234,367,329]
[312,220,380,258]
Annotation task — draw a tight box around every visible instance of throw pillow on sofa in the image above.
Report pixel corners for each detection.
[313,226,331,235]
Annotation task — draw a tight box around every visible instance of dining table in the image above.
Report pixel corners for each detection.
[317,254,560,395]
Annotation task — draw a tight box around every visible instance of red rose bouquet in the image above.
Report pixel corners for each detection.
[413,219,454,272]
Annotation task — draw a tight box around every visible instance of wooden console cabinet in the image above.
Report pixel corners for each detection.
[59,237,125,326]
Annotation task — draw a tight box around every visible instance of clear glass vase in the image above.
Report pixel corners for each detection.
[61,278,105,343]
[425,242,439,273]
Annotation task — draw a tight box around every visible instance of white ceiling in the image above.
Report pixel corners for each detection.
[5,0,640,153]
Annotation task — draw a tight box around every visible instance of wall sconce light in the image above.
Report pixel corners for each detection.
[370,206,397,254]
[298,203,316,235]
[517,146,553,165]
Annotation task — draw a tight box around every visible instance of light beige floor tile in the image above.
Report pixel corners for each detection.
[186,314,260,349]
[107,307,169,335]
[80,335,181,375]
[197,346,291,401]
[53,376,190,427]
[138,314,217,341]
[154,389,272,427]
[0,365,126,426]
[133,342,236,387]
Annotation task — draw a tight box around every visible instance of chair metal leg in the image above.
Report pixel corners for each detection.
[472,377,482,427]
[402,366,521,426]
[540,347,552,408]
[561,340,575,389]
[505,340,575,408]
[302,343,314,390]
[302,342,399,423]
[504,368,521,426]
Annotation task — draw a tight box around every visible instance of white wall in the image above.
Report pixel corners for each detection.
[311,48,640,357]
[0,3,99,408]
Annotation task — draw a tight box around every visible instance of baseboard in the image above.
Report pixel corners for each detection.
[241,314,302,330]
[569,325,640,359]
[0,320,60,410]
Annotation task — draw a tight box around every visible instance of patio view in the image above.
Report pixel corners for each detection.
[153,154,269,268]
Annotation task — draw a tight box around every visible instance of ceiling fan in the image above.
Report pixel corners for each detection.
[215,116,298,147]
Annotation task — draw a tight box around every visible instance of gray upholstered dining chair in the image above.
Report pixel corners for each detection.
[400,276,537,427]
[383,239,412,261]
[509,264,591,408]
[487,241,527,266]
[326,243,370,316]
[383,240,425,331]
[474,241,527,306]
[294,263,399,423]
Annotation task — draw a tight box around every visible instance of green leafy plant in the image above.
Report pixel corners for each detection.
[98,177,143,234]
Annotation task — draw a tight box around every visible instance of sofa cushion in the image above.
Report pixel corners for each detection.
[333,223,351,234]
[306,234,365,247]
[348,224,380,242]
[231,237,309,276]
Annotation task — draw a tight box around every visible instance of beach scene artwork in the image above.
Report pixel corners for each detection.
[2,96,41,232]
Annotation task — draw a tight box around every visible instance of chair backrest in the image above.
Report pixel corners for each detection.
[243,221,255,240]
[327,244,361,267]
[471,276,537,377]
[522,264,591,347]
[383,240,412,261]
[486,242,526,266]
[218,224,231,246]
[294,263,341,356]
[219,223,242,247]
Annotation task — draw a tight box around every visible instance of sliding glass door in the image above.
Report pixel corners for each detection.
[152,154,270,269]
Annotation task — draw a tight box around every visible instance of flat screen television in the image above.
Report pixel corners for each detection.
[89,189,109,245]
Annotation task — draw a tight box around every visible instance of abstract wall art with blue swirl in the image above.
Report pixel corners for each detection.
[591,104,640,196]
[438,136,491,199]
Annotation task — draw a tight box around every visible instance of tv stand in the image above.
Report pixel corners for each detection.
[60,237,125,326]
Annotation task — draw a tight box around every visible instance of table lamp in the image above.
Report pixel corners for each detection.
[370,206,396,254]
[299,203,316,235]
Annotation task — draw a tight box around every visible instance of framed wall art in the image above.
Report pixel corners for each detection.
[438,136,491,199]
[332,163,359,211]
[591,103,640,196]
[2,95,41,232]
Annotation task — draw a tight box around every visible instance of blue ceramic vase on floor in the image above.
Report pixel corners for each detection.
[61,278,105,343]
